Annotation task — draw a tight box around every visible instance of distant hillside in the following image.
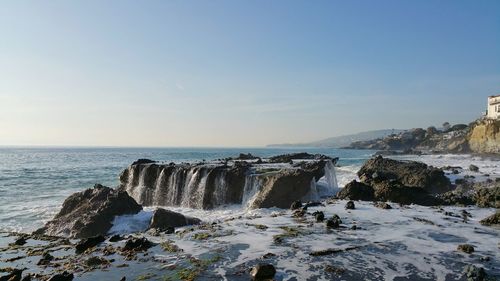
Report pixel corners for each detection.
[267,129,405,148]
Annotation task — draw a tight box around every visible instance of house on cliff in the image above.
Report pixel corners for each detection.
[486,95,500,119]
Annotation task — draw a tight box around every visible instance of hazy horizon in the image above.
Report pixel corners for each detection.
[1,0,499,147]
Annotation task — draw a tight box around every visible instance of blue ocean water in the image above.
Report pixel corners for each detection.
[0,147,373,232]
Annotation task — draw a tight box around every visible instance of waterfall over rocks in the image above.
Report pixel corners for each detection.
[120,154,339,209]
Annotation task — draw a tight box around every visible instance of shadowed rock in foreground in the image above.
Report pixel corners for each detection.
[34,184,142,238]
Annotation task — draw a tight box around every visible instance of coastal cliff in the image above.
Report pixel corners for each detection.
[346,118,500,155]
[468,119,500,154]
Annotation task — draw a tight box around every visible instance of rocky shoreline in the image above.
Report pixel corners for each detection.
[1,153,499,280]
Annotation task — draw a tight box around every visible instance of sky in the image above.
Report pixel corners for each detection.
[0,0,499,147]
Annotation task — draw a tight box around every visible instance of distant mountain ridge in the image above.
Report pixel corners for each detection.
[267,129,405,148]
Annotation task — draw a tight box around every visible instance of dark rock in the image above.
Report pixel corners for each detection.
[463,265,486,281]
[85,256,109,267]
[14,236,27,246]
[0,269,23,281]
[345,201,355,210]
[234,153,259,160]
[268,152,335,163]
[75,235,105,254]
[303,202,324,208]
[109,234,123,242]
[313,211,325,222]
[372,180,441,206]
[290,200,302,210]
[292,208,306,218]
[436,191,475,206]
[131,159,156,166]
[21,275,32,281]
[34,184,142,238]
[119,278,126,281]
[123,237,154,252]
[326,215,342,228]
[469,165,479,172]
[458,244,475,254]
[47,272,74,281]
[337,181,375,201]
[473,185,500,208]
[358,156,452,194]
[37,252,54,265]
[149,208,201,230]
[250,263,276,280]
[374,202,392,209]
[480,212,500,226]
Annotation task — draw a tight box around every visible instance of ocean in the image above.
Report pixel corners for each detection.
[0,147,374,232]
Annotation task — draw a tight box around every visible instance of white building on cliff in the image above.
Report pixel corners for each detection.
[487,95,500,119]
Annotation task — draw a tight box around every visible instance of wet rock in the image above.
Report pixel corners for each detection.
[250,263,276,280]
[109,234,123,242]
[37,252,54,266]
[119,278,126,281]
[473,185,500,208]
[303,202,324,208]
[268,152,334,163]
[372,180,441,206]
[358,156,452,194]
[374,202,392,209]
[85,256,109,267]
[34,184,142,238]
[292,208,306,218]
[149,208,201,230]
[458,244,475,254]
[326,215,342,228]
[469,165,479,172]
[234,153,259,160]
[337,180,375,201]
[0,269,23,281]
[436,191,475,206]
[313,211,325,222]
[131,159,156,165]
[47,271,74,281]
[480,212,500,226]
[75,235,105,254]
[345,201,355,210]
[290,200,302,210]
[463,264,486,281]
[14,236,27,246]
[123,237,154,252]
[262,253,276,259]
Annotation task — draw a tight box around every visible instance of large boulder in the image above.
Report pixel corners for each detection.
[372,181,442,206]
[358,156,452,194]
[337,180,375,201]
[34,184,142,238]
[268,153,335,163]
[480,212,500,226]
[149,208,201,230]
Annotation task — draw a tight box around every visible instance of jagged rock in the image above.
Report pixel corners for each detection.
[463,265,487,281]
[34,184,142,238]
[13,236,27,246]
[473,185,500,208]
[458,244,475,254]
[268,152,334,163]
[290,200,302,210]
[480,212,500,226]
[313,211,325,222]
[469,165,480,172]
[85,256,109,267]
[149,208,201,230]
[358,156,451,194]
[372,180,441,206]
[234,153,259,160]
[75,235,105,254]
[47,272,73,281]
[131,159,156,165]
[123,237,154,252]
[436,191,475,206]
[337,181,375,201]
[250,263,276,280]
[468,119,500,154]
[109,234,123,242]
[345,201,355,210]
[326,215,342,228]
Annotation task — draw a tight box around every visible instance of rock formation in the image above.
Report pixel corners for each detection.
[120,154,338,209]
[34,184,142,238]
[468,119,500,154]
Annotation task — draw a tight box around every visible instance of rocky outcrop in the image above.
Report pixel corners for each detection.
[337,180,375,201]
[358,156,452,194]
[120,154,338,209]
[480,212,500,226]
[149,208,201,230]
[468,119,500,154]
[34,184,142,238]
[268,152,336,163]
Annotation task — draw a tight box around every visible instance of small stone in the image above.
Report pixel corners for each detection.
[37,252,54,266]
[469,165,479,172]
[290,200,302,210]
[313,211,325,222]
[374,202,392,209]
[14,237,27,246]
[463,264,486,281]
[122,237,154,252]
[458,244,475,254]
[345,201,355,210]
[326,215,342,228]
[250,263,276,280]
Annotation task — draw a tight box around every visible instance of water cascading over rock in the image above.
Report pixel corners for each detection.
[119,154,339,209]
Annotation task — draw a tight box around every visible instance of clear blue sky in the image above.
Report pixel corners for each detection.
[0,0,499,146]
